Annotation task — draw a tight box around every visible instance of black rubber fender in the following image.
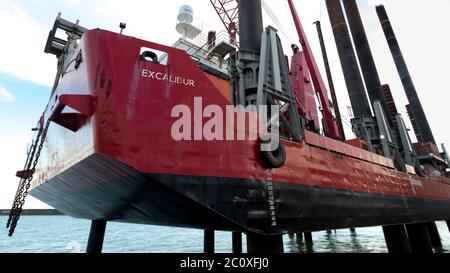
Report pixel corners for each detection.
[259,139,286,168]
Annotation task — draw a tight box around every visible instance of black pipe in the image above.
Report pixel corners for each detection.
[426,222,442,248]
[343,0,391,124]
[232,232,243,253]
[204,230,215,254]
[314,21,346,139]
[376,5,436,144]
[382,225,412,253]
[325,0,372,118]
[406,223,434,253]
[86,220,107,254]
[238,0,264,52]
[247,233,284,253]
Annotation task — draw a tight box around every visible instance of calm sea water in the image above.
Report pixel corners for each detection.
[1,216,449,253]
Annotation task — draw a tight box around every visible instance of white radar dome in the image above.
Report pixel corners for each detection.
[176,4,201,40]
[178,5,194,24]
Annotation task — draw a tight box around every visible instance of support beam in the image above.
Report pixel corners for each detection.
[232,232,243,254]
[296,233,303,240]
[406,223,433,253]
[247,233,284,253]
[86,220,107,254]
[382,225,412,253]
[426,222,442,248]
[204,230,215,254]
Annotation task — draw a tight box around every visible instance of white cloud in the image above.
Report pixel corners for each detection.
[0,3,56,87]
[0,134,51,209]
[64,0,81,7]
[0,85,15,103]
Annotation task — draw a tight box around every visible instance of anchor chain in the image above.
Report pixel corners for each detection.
[6,141,36,230]
[6,119,50,237]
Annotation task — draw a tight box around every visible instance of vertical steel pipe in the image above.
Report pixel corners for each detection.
[304,232,313,245]
[343,0,391,124]
[382,225,412,253]
[314,21,346,139]
[406,223,434,253]
[426,222,442,248]
[238,0,264,52]
[247,233,284,253]
[204,230,215,254]
[376,5,436,144]
[325,0,372,118]
[232,232,243,253]
[86,220,107,254]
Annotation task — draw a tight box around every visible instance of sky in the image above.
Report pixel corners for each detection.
[0,0,449,209]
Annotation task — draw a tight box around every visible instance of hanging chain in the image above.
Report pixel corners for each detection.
[7,120,51,237]
[6,128,42,230]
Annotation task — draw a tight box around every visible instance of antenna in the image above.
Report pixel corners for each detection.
[119,22,126,35]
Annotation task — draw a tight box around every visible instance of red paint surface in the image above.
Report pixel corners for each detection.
[290,51,319,129]
[32,30,450,209]
[287,0,340,139]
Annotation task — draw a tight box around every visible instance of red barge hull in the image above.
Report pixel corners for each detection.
[30,30,450,235]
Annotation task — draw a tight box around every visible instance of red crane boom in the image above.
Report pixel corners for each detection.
[209,0,239,44]
[287,0,341,140]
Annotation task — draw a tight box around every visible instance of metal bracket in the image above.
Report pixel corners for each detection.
[49,94,97,132]
[230,26,303,142]
[44,13,88,57]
